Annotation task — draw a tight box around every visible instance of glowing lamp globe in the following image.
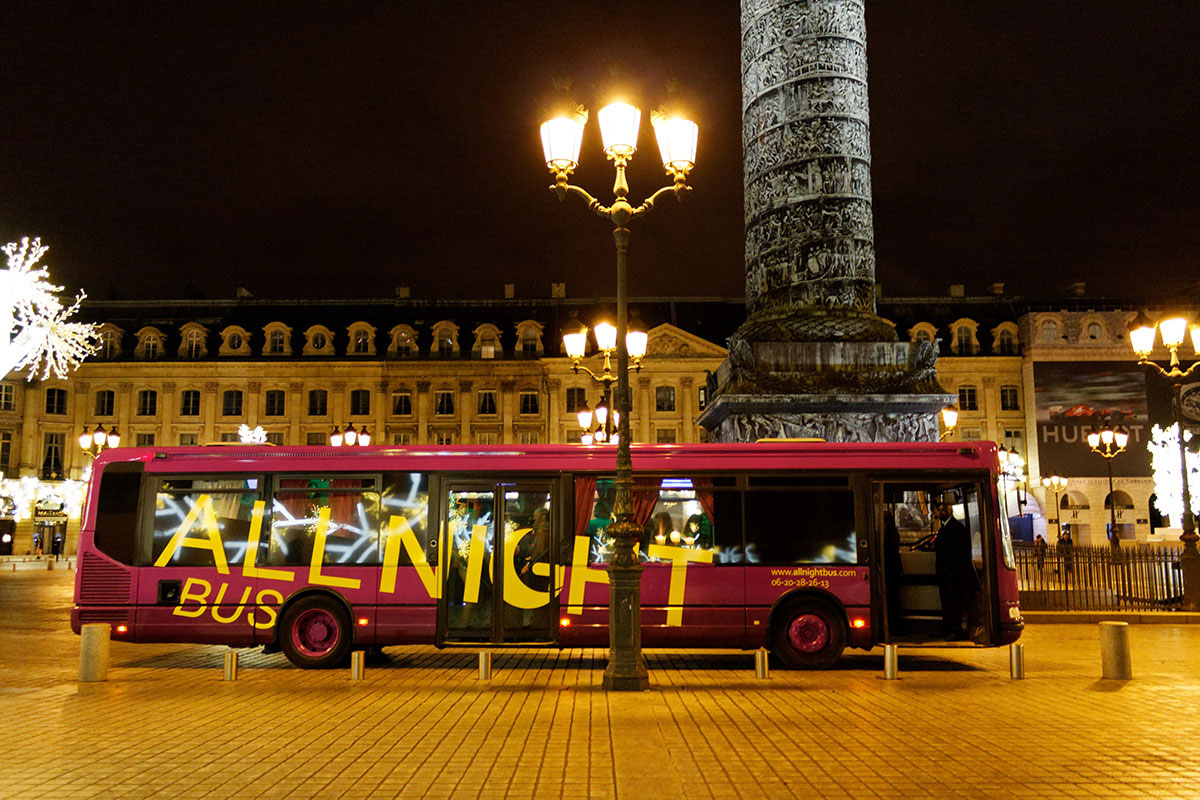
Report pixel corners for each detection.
[78,431,93,450]
[598,103,640,158]
[1100,428,1115,445]
[1114,429,1129,449]
[1159,316,1189,349]
[1191,323,1200,354]
[940,405,958,430]
[1087,431,1101,448]
[106,429,120,448]
[626,330,648,360]
[595,400,609,427]
[593,321,617,352]
[540,110,587,172]
[562,319,588,360]
[577,407,592,430]
[344,425,358,446]
[651,111,698,173]
[1127,311,1157,357]
[330,427,343,447]
[93,426,108,447]
[358,428,371,447]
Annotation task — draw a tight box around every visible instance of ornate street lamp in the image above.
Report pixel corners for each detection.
[939,405,958,440]
[1041,475,1068,539]
[998,445,1027,517]
[329,424,371,447]
[541,90,696,691]
[78,424,120,461]
[564,318,644,446]
[1086,424,1129,549]
[1128,311,1200,610]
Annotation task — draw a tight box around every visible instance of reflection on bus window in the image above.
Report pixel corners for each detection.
[744,484,857,565]
[574,477,740,565]
[152,477,260,567]
[380,472,430,566]
[268,477,381,566]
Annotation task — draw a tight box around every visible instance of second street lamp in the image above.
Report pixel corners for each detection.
[78,424,120,461]
[542,91,696,691]
[1086,424,1129,549]
[1041,475,1068,539]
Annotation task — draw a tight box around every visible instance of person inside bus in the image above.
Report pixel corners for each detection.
[933,502,979,640]
[586,499,613,562]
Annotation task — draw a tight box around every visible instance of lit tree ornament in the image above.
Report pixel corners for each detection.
[1,237,99,380]
[1149,423,1200,524]
[238,424,267,444]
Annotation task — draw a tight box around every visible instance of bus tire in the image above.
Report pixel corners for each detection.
[772,597,847,670]
[278,595,352,669]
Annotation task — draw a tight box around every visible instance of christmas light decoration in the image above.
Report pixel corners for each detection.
[1149,424,1200,524]
[238,424,267,444]
[1,237,99,379]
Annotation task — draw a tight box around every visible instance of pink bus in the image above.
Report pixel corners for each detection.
[72,442,1023,669]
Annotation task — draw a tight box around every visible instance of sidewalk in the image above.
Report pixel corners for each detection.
[2,570,1199,799]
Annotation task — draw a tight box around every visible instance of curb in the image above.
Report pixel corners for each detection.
[1023,611,1200,624]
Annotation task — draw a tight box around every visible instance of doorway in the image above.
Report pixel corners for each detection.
[439,481,555,643]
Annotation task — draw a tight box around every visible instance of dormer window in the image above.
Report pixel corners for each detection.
[219,326,252,356]
[472,324,503,359]
[135,327,165,360]
[1087,322,1103,340]
[261,323,292,356]
[313,332,327,350]
[268,330,286,354]
[229,333,243,350]
[346,322,377,356]
[302,325,335,356]
[996,329,1017,355]
[1041,320,1060,342]
[950,319,979,356]
[389,325,417,359]
[98,328,122,359]
[514,320,544,358]
[353,329,370,353]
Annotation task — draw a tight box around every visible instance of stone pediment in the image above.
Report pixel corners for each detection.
[646,324,727,358]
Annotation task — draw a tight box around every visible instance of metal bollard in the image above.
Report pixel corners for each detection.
[1099,621,1132,680]
[1009,643,1025,679]
[79,623,111,682]
[350,650,365,681]
[754,647,769,679]
[883,644,898,680]
[223,651,238,681]
[48,560,54,571]
[478,651,492,681]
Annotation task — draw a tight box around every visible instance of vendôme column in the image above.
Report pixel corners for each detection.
[699,0,953,443]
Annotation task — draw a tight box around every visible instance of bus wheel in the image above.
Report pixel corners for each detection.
[279,596,352,669]
[772,598,846,669]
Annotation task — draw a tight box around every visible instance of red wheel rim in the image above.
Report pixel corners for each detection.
[787,613,830,654]
[291,608,340,658]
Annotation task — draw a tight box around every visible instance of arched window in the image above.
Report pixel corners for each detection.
[1087,322,1102,340]
[229,332,243,350]
[184,330,204,359]
[955,325,974,356]
[1040,321,1059,343]
[353,329,370,353]
[99,329,121,359]
[914,329,932,343]
[268,330,286,354]
[996,329,1016,355]
[312,332,327,350]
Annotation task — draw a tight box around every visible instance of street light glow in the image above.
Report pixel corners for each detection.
[598,103,640,158]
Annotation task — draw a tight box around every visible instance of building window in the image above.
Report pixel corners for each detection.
[478,390,498,416]
[566,387,587,413]
[179,433,198,446]
[0,431,12,474]
[308,390,328,416]
[655,386,676,412]
[397,342,413,358]
[566,429,582,444]
[312,331,327,350]
[179,390,201,417]
[957,386,978,411]
[136,433,156,447]
[228,332,244,351]
[265,432,285,445]
[954,326,975,356]
[519,391,539,415]
[996,330,1017,355]
[1087,322,1103,340]
[220,432,240,443]
[350,389,371,416]
[476,431,498,445]
[435,391,455,416]
[960,428,982,442]
[1003,428,1024,450]
[435,431,455,445]
[698,386,709,411]
[41,433,64,479]
[137,390,157,416]
[1000,385,1020,411]
[913,329,932,344]
[656,429,677,444]
[268,329,286,354]
[479,336,497,359]
[0,384,13,411]
[94,390,115,417]
[352,329,370,354]
[184,330,204,359]
[45,388,67,415]
[99,330,120,358]
[521,332,538,357]
[222,390,243,417]
[392,391,413,416]
[437,333,455,358]
[306,432,327,445]
[390,432,412,446]
[264,390,286,416]
[142,336,161,359]
[519,431,539,445]
[1040,321,1059,343]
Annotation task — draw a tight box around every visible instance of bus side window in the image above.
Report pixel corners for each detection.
[744,486,857,565]
[380,472,431,566]
[152,477,260,568]
[268,478,381,567]
[93,467,143,565]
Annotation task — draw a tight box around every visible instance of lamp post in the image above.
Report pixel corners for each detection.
[1128,311,1200,611]
[1086,425,1129,550]
[939,405,958,441]
[329,424,371,447]
[1041,475,1068,539]
[564,319,645,446]
[998,445,1027,518]
[541,92,697,691]
[78,424,120,461]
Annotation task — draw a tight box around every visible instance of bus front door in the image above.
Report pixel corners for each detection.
[439,482,555,643]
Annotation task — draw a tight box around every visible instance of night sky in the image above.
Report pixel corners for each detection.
[3,1,1199,302]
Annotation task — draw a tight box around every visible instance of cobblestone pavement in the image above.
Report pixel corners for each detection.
[2,570,1199,799]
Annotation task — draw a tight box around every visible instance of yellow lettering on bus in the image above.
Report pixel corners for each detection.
[566,534,608,616]
[647,544,712,626]
[502,527,550,610]
[249,589,284,630]
[307,507,363,590]
[172,577,212,618]
[241,500,293,582]
[211,583,253,624]
[461,523,489,604]
[380,514,441,599]
[153,494,229,574]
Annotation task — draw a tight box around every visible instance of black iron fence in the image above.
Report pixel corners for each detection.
[1013,543,1185,611]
